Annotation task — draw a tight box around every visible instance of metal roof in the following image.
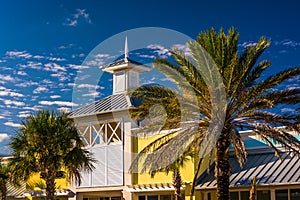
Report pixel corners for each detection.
[101,58,144,69]
[7,182,26,198]
[196,150,300,190]
[69,93,136,118]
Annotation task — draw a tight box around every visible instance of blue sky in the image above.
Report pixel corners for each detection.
[0,0,299,154]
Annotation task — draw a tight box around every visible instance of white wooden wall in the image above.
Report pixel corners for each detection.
[76,120,124,187]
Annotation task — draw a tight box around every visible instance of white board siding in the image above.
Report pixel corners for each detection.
[77,144,123,188]
[107,144,123,185]
[80,170,90,187]
[91,147,106,186]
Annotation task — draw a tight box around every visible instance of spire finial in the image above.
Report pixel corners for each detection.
[125,36,129,61]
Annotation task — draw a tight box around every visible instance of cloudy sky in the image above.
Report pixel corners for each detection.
[0,0,299,154]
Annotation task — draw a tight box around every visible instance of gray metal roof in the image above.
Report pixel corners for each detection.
[69,93,135,118]
[196,150,300,189]
[101,58,144,69]
[7,182,26,198]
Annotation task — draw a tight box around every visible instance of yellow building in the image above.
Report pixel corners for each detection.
[68,39,201,200]
[68,40,300,200]
[3,162,73,200]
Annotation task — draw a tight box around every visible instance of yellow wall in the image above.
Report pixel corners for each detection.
[133,133,214,185]
[133,134,199,185]
[27,172,68,189]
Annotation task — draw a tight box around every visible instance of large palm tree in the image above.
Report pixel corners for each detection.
[9,110,95,200]
[129,28,300,200]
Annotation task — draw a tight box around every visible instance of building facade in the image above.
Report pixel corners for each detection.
[68,41,300,200]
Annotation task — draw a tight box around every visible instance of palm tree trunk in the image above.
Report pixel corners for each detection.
[172,169,182,200]
[215,134,231,200]
[45,170,56,200]
[249,176,257,200]
[1,182,7,200]
[190,158,203,196]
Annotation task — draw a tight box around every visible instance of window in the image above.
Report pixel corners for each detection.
[240,191,250,200]
[148,196,158,200]
[106,121,122,144]
[257,190,270,200]
[160,195,172,200]
[114,71,125,93]
[138,196,146,200]
[276,190,288,200]
[111,197,121,200]
[230,192,239,200]
[207,193,211,200]
[290,189,300,200]
[129,71,138,88]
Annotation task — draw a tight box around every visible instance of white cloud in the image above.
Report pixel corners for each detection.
[50,72,69,82]
[18,61,43,70]
[172,44,191,53]
[239,41,257,48]
[4,121,22,128]
[17,110,31,118]
[39,100,78,107]
[44,63,67,72]
[139,54,156,59]
[3,100,25,107]
[82,91,101,97]
[23,106,42,111]
[281,108,295,112]
[33,86,48,94]
[17,71,28,76]
[275,39,300,47]
[6,50,32,59]
[47,57,66,62]
[50,95,61,99]
[0,74,16,82]
[76,84,104,90]
[0,87,24,97]
[68,64,89,70]
[15,80,38,88]
[58,44,75,49]
[57,107,71,113]
[33,55,45,59]
[95,54,110,58]
[147,44,171,58]
[64,9,92,27]
[0,133,9,142]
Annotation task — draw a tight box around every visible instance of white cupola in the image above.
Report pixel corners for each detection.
[101,37,151,94]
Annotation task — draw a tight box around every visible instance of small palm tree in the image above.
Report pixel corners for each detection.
[0,158,9,200]
[129,27,300,200]
[9,110,95,200]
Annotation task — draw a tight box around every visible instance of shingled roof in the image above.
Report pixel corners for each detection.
[69,93,139,118]
[196,150,300,190]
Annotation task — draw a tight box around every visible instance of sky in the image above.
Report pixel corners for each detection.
[0,0,299,155]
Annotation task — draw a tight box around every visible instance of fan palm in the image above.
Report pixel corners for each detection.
[9,110,95,200]
[129,27,300,200]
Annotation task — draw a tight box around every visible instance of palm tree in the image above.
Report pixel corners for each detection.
[9,110,95,200]
[129,85,203,200]
[129,28,300,200]
[0,157,9,200]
